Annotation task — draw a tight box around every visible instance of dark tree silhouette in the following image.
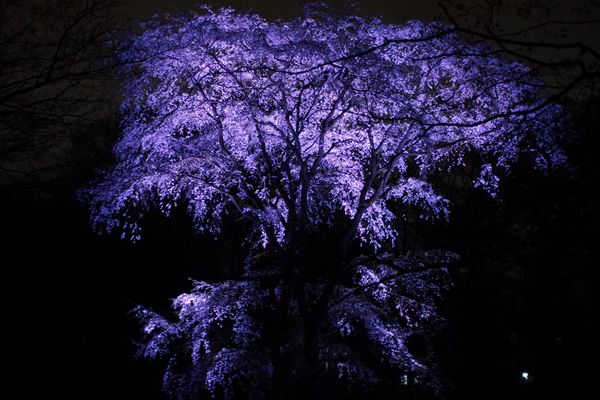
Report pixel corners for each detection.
[440,0,600,99]
[0,0,124,197]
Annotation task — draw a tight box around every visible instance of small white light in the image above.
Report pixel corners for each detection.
[521,372,529,381]
[400,375,408,385]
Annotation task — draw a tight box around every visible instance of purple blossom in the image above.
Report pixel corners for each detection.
[83,7,565,249]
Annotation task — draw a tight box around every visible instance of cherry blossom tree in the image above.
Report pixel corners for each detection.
[83,5,566,399]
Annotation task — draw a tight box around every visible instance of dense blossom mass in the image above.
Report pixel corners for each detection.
[84,5,565,399]
[134,251,455,399]
[87,6,564,248]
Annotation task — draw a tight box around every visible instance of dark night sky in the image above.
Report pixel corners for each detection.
[122,0,442,21]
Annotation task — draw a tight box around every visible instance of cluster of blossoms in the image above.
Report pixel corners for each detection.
[135,251,455,398]
[84,6,565,250]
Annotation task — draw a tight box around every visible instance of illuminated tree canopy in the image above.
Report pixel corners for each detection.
[83,5,566,399]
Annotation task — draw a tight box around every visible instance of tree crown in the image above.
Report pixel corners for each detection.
[84,6,565,251]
